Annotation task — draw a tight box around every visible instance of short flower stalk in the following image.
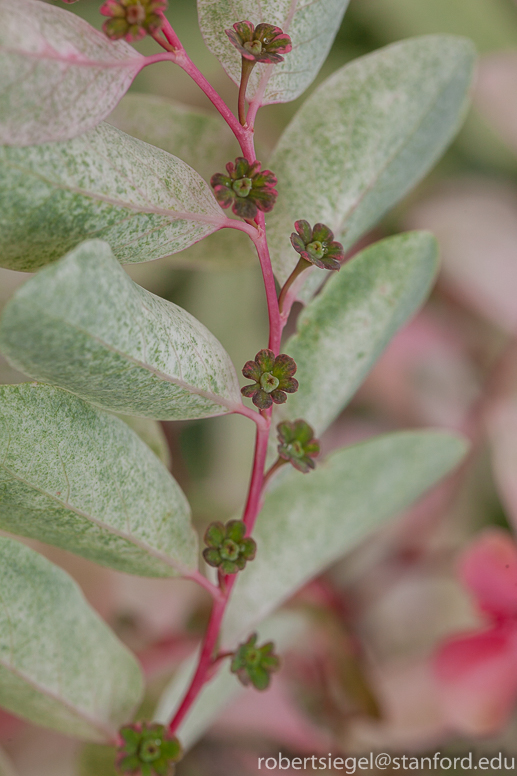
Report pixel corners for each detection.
[226,21,292,125]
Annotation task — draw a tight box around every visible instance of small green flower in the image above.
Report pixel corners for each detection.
[210,157,278,220]
[100,0,166,42]
[277,420,320,473]
[226,21,292,65]
[116,723,182,776]
[203,520,256,575]
[241,349,298,410]
[231,633,280,690]
[291,220,345,270]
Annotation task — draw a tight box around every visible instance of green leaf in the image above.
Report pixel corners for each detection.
[197,0,350,106]
[117,415,171,469]
[0,0,143,146]
[280,232,438,435]
[222,431,468,643]
[0,749,17,776]
[0,384,197,577]
[0,536,143,742]
[154,612,308,749]
[0,240,242,420]
[107,93,240,183]
[266,35,476,290]
[0,122,227,272]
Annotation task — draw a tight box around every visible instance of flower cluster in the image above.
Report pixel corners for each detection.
[241,349,298,410]
[277,420,320,473]
[211,157,277,220]
[117,723,182,776]
[203,520,256,575]
[100,0,167,42]
[290,220,345,271]
[231,633,280,690]
[226,21,292,64]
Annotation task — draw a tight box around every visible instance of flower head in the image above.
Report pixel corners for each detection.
[116,723,182,776]
[290,220,344,271]
[226,21,292,64]
[277,420,320,473]
[211,157,277,220]
[433,529,517,736]
[231,633,280,690]
[241,349,298,410]
[203,520,256,575]
[100,0,167,42]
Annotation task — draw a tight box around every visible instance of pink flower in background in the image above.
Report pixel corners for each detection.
[434,530,517,735]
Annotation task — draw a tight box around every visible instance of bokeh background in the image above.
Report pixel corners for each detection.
[2,0,517,773]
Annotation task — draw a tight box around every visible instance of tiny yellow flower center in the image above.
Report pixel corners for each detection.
[246,647,261,666]
[307,240,325,260]
[232,177,253,198]
[288,440,304,458]
[244,40,263,55]
[126,4,146,24]
[140,739,162,763]
[260,372,280,393]
[221,539,240,561]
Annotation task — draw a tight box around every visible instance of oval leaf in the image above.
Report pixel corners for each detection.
[0,0,143,146]
[266,35,476,289]
[0,536,143,741]
[222,431,468,643]
[0,241,243,420]
[280,232,438,435]
[0,122,227,272]
[0,384,197,577]
[198,0,350,105]
[118,414,171,469]
[107,93,240,182]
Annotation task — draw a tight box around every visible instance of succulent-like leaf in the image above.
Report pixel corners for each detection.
[0,384,197,577]
[222,431,468,642]
[0,241,242,420]
[266,35,476,292]
[198,0,350,106]
[0,122,226,272]
[107,93,240,182]
[0,0,143,146]
[279,232,439,435]
[0,536,144,741]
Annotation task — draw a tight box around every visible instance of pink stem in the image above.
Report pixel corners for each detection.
[152,19,292,737]
[168,589,232,734]
[241,417,272,532]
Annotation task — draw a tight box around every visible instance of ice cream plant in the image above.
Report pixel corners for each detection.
[0,0,476,773]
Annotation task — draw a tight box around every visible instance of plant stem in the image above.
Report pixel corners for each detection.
[238,59,255,126]
[278,257,311,315]
[156,27,292,739]
[152,17,245,147]
[262,456,287,490]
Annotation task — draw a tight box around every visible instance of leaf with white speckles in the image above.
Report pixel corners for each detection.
[0,122,227,272]
[222,431,468,643]
[197,0,350,106]
[0,536,143,741]
[279,232,438,435]
[0,240,243,420]
[107,93,239,183]
[0,384,197,577]
[117,414,171,469]
[0,0,143,146]
[266,35,476,293]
